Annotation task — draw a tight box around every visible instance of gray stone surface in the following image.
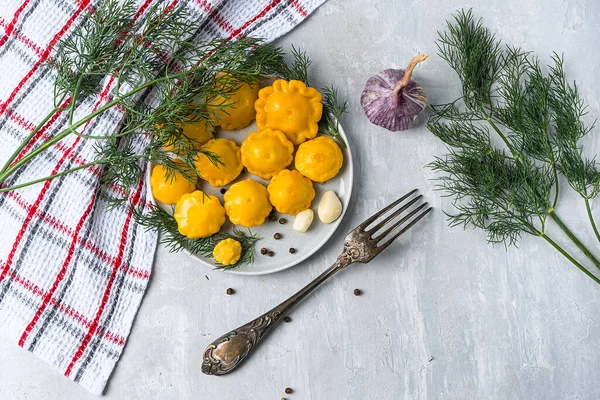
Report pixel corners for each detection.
[2,0,600,399]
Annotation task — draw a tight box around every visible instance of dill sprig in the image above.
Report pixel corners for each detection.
[133,204,259,270]
[319,86,348,148]
[547,54,600,242]
[429,9,600,285]
[277,46,313,84]
[436,9,503,110]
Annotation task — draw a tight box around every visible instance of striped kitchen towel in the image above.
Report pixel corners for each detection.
[0,0,324,395]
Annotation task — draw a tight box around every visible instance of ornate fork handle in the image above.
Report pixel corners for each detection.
[201,251,357,376]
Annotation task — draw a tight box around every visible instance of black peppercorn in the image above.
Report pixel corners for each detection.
[260,247,267,255]
[283,316,291,323]
[219,188,226,194]
[285,388,293,394]
[353,288,361,296]
[279,217,286,224]
[274,233,281,240]
[289,248,296,254]
[268,251,274,257]
[226,288,234,295]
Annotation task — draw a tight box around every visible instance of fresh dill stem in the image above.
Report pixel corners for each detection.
[0,60,223,184]
[429,9,600,284]
[549,211,600,269]
[585,198,600,243]
[0,73,163,183]
[485,117,517,156]
[540,233,600,285]
[68,78,82,127]
[0,105,60,175]
[0,160,101,193]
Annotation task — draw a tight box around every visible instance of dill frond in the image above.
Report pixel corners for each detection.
[319,86,348,148]
[548,53,600,199]
[436,9,503,110]
[280,46,312,84]
[429,9,600,283]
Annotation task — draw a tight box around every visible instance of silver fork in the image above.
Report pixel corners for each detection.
[201,189,432,376]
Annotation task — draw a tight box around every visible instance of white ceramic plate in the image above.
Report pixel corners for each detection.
[146,121,353,275]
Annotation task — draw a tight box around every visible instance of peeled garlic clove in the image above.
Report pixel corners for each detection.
[293,208,314,232]
[318,190,342,224]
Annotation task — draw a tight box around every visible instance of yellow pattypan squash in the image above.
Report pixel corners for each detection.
[255,79,323,145]
[224,178,272,227]
[240,129,294,179]
[267,169,315,215]
[295,136,344,183]
[163,119,214,154]
[194,138,243,188]
[213,238,242,266]
[174,191,225,239]
[208,73,259,130]
[150,163,196,205]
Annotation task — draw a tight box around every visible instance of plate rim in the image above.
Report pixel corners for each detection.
[146,123,353,276]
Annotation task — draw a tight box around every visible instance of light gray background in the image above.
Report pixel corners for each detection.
[2,0,600,399]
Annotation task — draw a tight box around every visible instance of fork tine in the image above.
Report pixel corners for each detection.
[357,189,418,230]
[377,207,433,251]
[373,202,429,242]
[367,195,423,234]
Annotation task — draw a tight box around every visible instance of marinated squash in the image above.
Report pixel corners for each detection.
[213,238,242,266]
[194,138,243,187]
[295,136,343,183]
[224,179,272,227]
[267,169,315,215]
[240,129,294,179]
[163,119,214,154]
[150,163,196,205]
[208,74,259,130]
[255,80,323,145]
[174,191,225,239]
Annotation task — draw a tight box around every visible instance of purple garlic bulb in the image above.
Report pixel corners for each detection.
[361,54,428,131]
